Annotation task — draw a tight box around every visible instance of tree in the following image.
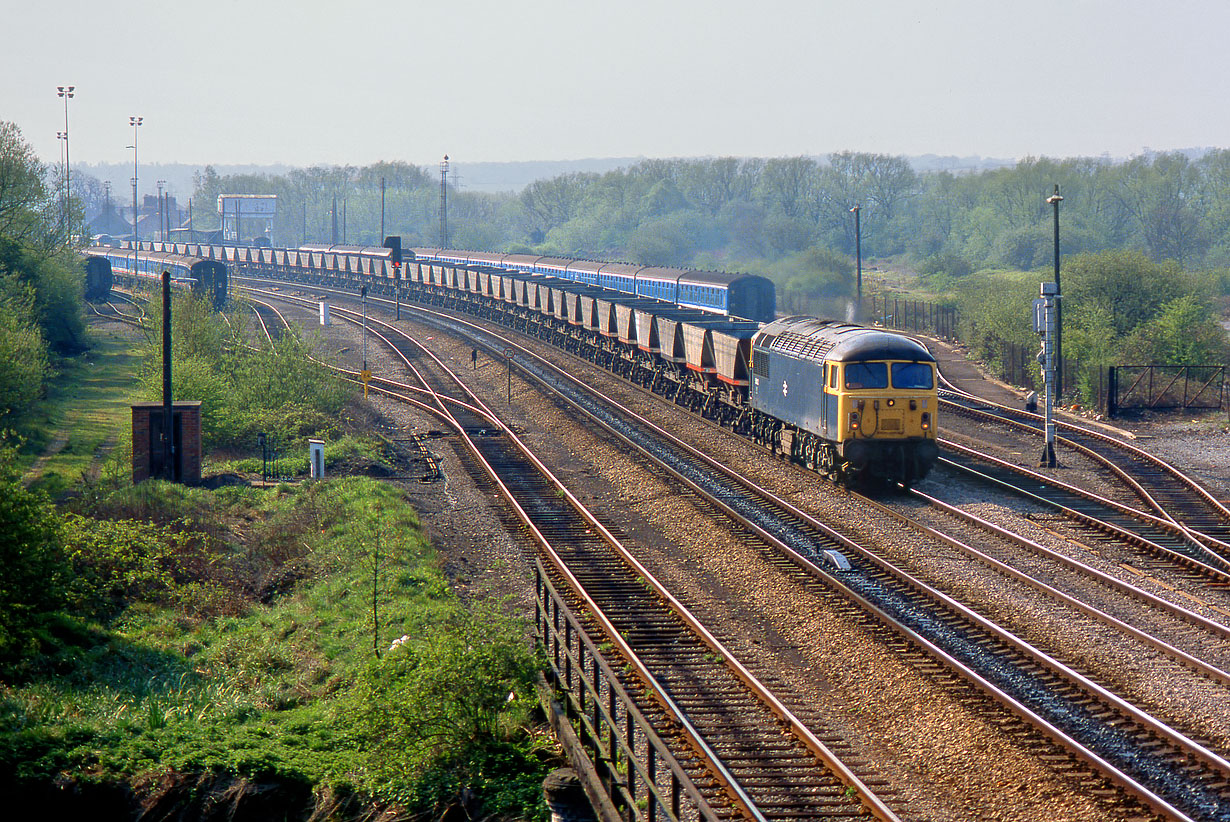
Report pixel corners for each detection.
[1063,250,1188,338]
[1112,152,1210,266]
[0,122,57,247]
[519,172,596,234]
[354,602,540,777]
[0,123,84,405]
[1120,294,1230,365]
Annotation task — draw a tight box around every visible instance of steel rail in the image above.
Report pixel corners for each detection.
[321,287,1216,820]
[938,372,1230,533]
[239,273,1230,820]
[940,441,1230,581]
[898,486,1230,684]
[360,289,1229,821]
[261,296,739,822]
[483,329,1218,822]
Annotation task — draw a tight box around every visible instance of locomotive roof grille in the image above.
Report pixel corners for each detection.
[754,316,935,364]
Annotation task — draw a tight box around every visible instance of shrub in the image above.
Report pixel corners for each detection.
[0,445,67,668]
[350,602,547,814]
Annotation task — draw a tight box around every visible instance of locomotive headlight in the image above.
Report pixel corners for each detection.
[887,398,895,407]
[921,412,931,430]
[849,411,860,430]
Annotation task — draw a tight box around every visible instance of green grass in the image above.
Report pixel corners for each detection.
[15,324,143,495]
[0,477,552,817]
[207,434,393,478]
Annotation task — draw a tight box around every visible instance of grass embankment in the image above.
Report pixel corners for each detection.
[17,324,141,496]
[1,299,556,819]
[1,478,553,819]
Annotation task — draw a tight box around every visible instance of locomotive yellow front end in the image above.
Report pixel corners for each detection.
[831,358,939,483]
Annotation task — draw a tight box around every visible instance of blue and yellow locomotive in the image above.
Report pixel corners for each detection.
[749,317,939,485]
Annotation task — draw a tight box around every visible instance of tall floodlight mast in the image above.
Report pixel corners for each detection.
[57,86,74,236]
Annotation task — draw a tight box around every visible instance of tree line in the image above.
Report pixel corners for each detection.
[180,148,1230,286]
[10,113,1230,416]
[181,150,1230,400]
[0,121,87,421]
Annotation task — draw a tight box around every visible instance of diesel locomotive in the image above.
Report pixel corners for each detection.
[749,317,939,484]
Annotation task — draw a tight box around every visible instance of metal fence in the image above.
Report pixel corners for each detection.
[864,295,1226,418]
[1107,365,1226,416]
[536,559,719,822]
[869,295,959,342]
[992,341,1085,402]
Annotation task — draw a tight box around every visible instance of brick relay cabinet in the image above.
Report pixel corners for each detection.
[132,402,202,484]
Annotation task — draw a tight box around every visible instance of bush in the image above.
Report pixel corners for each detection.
[0,446,67,668]
[61,515,202,622]
[351,602,548,815]
[140,294,352,451]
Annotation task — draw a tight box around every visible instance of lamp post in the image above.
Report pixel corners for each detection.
[1046,184,1063,399]
[56,131,66,214]
[439,155,449,247]
[128,116,142,242]
[57,85,74,235]
[157,180,166,241]
[850,204,862,320]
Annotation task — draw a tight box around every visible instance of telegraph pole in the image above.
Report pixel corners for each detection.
[57,86,74,235]
[157,180,166,241]
[162,269,174,479]
[850,204,862,320]
[128,116,142,241]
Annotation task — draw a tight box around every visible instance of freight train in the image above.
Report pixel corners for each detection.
[96,240,938,485]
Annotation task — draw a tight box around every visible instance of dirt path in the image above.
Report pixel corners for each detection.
[22,435,70,486]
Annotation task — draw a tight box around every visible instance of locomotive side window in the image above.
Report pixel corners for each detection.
[891,362,934,389]
[844,362,887,389]
[828,363,837,389]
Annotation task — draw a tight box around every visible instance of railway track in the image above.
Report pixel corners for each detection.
[937,440,1230,582]
[245,278,1230,821]
[938,377,1230,553]
[243,283,904,822]
[248,297,287,343]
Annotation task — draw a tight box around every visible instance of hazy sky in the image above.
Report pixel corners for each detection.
[5,0,1226,175]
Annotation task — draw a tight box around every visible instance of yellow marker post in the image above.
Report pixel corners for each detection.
[360,369,372,398]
